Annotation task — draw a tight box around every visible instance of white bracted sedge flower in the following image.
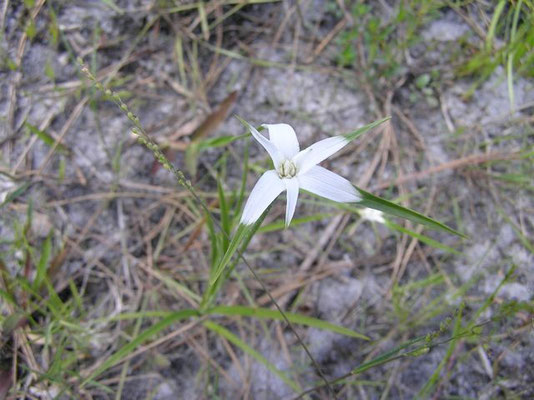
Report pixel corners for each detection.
[238,117,383,227]
[359,208,386,224]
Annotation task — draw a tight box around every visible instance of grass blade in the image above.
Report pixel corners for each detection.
[386,221,461,255]
[355,187,466,238]
[417,303,464,397]
[0,182,30,209]
[208,305,369,340]
[343,116,390,142]
[33,234,52,291]
[81,310,199,387]
[203,321,301,393]
[25,122,70,154]
[197,133,249,150]
[217,176,230,252]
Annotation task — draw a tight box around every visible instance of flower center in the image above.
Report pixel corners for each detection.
[278,160,297,178]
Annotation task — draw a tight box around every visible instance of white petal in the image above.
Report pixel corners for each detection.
[293,136,349,174]
[241,170,285,225]
[262,123,300,160]
[283,178,300,227]
[298,166,360,203]
[240,118,282,167]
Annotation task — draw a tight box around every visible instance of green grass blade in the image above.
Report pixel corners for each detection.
[201,210,269,310]
[417,304,464,398]
[351,335,428,375]
[258,213,334,233]
[197,133,249,150]
[507,0,524,111]
[343,116,390,142]
[33,234,52,291]
[232,140,249,225]
[208,305,369,340]
[208,224,248,287]
[149,269,202,303]
[185,141,200,177]
[203,321,301,392]
[25,122,70,154]
[0,182,30,209]
[386,221,461,255]
[217,176,230,252]
[81,309,199,387]
[485,0,506,52]
[355,187,466,238]
[206,209,222,270]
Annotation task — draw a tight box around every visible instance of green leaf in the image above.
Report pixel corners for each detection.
[258,212,334,233]
[208,224,248,288]
[201,210,269,311]
[217,177,230,252]
[81,310,199,386]
[418,303,464,397]
[355,187,466,238]
[344,116,390,142]
[386,221,461,255]
[34,234,52,291]
[203,321,301,393]
[0,182,30,209]
[26,19,37,40]
[208,306,369,340]
[232,140,249,224]
[351,335,428,375]
[197,133,249,150]
[1,312,27,336]
[184,142,199,177]
[45,59,55,81]
[25,122,70,154]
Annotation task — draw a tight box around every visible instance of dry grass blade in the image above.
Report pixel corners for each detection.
[373,151,520,190]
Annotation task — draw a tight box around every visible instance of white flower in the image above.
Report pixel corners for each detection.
[239,118,362,227]
[358,208,385,224]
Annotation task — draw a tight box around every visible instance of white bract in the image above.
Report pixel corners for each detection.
[359,208,386,224]
[240,120,361,227]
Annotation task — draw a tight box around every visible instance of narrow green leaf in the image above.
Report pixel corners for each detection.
[355,187,466,238]
[26,19,37,40]
[352,335,427,375]
[81,310,199,386]
[197,133,249,150]
[344,116,390,142]
[184,141,199,177]
[208,305,369,340]
[0,182,30,209]
[100,0,124,14]
[203,321,301,392]
[201,210,269,310]
[34,234,52,291]
[232,140,249,224]
[208,224,248,287]
[418,304,464,397]
[149,269,202,303]
[217,177,230,252]
[25,122,70,154]
[258,212,334,233]
[485,0,506,52]
[1,313,27,336]
[206,209,221,270]
[386,221,461,255]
